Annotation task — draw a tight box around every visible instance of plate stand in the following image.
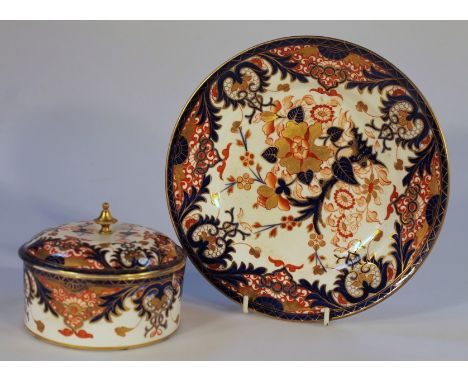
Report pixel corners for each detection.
[243,295,249,314]
[323,307,330,326]
[243,295,331,326]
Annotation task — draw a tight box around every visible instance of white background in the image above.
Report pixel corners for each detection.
[0,21,466,360]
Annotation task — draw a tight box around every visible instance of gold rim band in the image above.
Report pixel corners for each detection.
[26,260,186,281]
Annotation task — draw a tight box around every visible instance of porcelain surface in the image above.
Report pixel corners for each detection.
[19,215,186,349]
[19,221,184,273]
[166,37,449,321]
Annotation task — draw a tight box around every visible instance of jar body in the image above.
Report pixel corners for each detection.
[23,261,185,350]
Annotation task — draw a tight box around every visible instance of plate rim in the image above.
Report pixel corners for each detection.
[165,35,450,321]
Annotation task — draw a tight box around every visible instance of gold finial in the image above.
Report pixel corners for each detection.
[94,202,118,234]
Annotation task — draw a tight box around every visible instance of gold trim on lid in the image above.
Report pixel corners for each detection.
[94,202,118,234]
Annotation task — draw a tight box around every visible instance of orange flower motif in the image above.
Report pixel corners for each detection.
[240,151,255,167]
[275,121,332,175]
[231,73,252,92]
[308,233,326,250]
[257,172,290,211]
[280,215,298,231]
[236,173,254,190]
[361,173,382,204]
[50,289,102,331]
[396,109,413,130]
[390,100,415,131]
[351,272,375,288]
[200,231,217,252]
[313,264,326,275]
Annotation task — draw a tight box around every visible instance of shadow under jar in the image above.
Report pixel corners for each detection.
[18,203,186,350]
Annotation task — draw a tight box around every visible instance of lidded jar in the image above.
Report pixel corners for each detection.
[18,203,186,350]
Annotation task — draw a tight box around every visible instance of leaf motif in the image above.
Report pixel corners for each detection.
[287,106,304,123]
[415,221,429,245]
[259,52,308,83]
[231,121,241,133]
[239,222,252,232]
[364,128,376,139]
[34,320,45,333]
[268,256,284,267]
[300,46,319,57]
[216,142,232,180]
[260,111,277,122]
[286,263,304,272]
[297,170,314,185]
[269,227,278,238]
[325,202,335,212]
[261,147,278,164]
[394,158,403,170]
[89,286,134,323]
[377,166,392,185]
[332,158,359,185]
[402,140,435,186]
[373,229,383,241]
[302,95,315,105]
[366,209,380,223]
[425,195,440,226]
[245,129,252,139]
[249,247,262,258]
[326,126,344,143]
[115,326,133,337]
[356,100,368,112]
[282,95,294,110]
[292,182,305,200]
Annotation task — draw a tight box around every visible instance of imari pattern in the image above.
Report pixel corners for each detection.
[166,37,449,321]
[20,221,186,347]
[19,221,183,273]
[23,265,184,346]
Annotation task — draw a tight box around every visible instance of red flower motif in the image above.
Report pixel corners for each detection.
[240,151,255,167]
[310,104,334,123]
[280,215,297,231]
[334,189,355,210]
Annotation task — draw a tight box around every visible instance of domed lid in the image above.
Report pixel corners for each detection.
[18,202,185,275]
